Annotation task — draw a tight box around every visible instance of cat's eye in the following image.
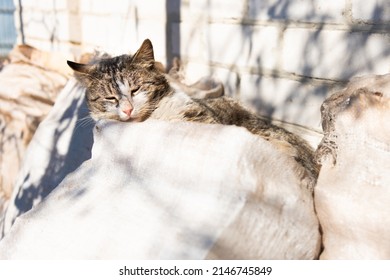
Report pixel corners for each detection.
[105,96,118,103]
[130,87,140,96]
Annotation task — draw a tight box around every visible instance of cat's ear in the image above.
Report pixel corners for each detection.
[132,39,155,64]
[67,60,92,74]
[67,60,95,86]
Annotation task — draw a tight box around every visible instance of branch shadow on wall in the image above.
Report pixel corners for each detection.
[181,0,389,131]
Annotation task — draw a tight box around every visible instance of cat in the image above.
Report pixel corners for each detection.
[67,39,319,190]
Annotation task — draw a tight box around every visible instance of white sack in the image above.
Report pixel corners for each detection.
[315,74,390,259]
[0,92,320,259]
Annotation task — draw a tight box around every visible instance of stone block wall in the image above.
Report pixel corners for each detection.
[12,0,390,130]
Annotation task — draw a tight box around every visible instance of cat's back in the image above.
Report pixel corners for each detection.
[192,96,260,126]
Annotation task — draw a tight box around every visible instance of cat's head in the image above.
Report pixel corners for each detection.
[67,39,170,121]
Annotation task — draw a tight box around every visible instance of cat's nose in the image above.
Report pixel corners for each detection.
[122,108,133,116]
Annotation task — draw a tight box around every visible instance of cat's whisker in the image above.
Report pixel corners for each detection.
[75,115,95,130]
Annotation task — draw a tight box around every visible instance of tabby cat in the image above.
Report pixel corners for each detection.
[67,39,319,190]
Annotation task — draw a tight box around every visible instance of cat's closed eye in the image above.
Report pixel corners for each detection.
[105,96,119,103]
[130,87,140,96]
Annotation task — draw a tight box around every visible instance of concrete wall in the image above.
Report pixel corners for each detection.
[13,0,390,130]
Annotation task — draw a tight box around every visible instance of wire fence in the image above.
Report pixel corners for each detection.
[0,0,17,57]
